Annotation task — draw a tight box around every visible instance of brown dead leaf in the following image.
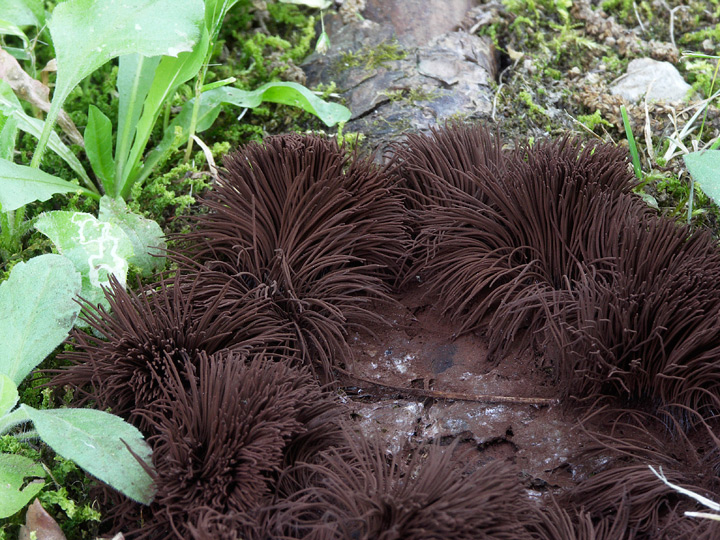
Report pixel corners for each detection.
[18,499,66,540]
[0,47,84,146]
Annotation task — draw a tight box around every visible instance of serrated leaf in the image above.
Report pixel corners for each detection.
[0,453,46,519]
[0,254,81,385]
[34,211,134,310]
[22,406,155,504]
[684,150,720,204]
[0,158,93,212]
[84,105,115,189]
[48,0,204,109]
[0,374,19,418]
[99,196,166,276]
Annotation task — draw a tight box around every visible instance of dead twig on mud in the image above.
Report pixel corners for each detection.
[339,369,559,407]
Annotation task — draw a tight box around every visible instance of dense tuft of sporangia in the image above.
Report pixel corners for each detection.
[173,134,409,380]
[278,437,537,540]
[50,127,720,538]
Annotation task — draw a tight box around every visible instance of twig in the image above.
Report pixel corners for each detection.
[491,83,504,122]
[633,1,645,33]
[339,368,559,407]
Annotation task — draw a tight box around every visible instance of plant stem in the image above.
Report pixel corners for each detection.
[29,99,63,169]
[688,172,695,225]
[698,58,720,142]
[182,57,211,164]
[163,99,171,132]
[0,208,25,260]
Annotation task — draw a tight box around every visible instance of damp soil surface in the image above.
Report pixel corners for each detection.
[340,284,596,498]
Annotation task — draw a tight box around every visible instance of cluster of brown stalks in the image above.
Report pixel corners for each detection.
[51,127,720,538]
[393,124,720,538]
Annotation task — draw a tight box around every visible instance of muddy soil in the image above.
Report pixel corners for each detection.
[341,284,594,498]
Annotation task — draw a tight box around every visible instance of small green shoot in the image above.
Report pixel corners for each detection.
[620,104,642,179]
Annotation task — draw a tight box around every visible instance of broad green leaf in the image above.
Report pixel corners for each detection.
[0,79,94,188]
[121,27,210,197]
[0,373,19,418]
[49,0,204,108]
[84,105,115,189]
[279,0,332,8]
[0,158,94,212]
[99,196,166,276]
[0,254,80,386]
[1,0,44,27]
[22,406,155,504]
[33,0,204,168]
[34,211,134,310]
[684,150,720,204]
[202,82,351,127]
[0,453,45,519]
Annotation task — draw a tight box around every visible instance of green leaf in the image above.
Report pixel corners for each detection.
[34,212,134,311]
[202,82,351,127]
[684,150,720,204]
[142,80,348,175]
[137,94,220,185]
[0,18,29,49]
[84,105,115,189]
[99,196,166,276]
[1,0,44,27]
[121,27,210,197]
[0,158,95,212]
[0,373,19,418]
[0,254,80,386]
[113,53,162,195]
[204,0,242,36]
[0,79,94,188]
[33,0,204,168]
[0,453,46,519]
[49,0,204,108]
[22,406,155,505]
[0,112,18,161]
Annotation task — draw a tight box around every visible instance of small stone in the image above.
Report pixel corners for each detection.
[610,58,691,103]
